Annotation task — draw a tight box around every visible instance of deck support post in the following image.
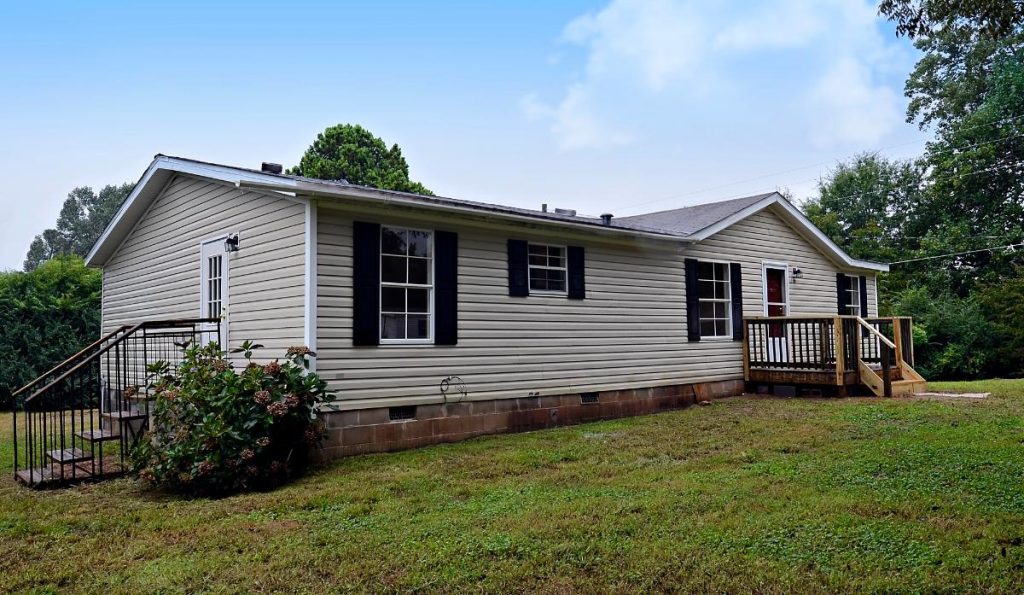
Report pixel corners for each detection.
[741,321,750,381]
[881,343,893,398]
[892,318,904,376]
[833,316,845,388]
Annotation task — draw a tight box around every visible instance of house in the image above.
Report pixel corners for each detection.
[13,154,924,485]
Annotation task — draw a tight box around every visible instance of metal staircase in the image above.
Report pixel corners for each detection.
[11,319,219,488]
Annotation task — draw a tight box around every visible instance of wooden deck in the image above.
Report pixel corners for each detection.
[742,315,926,397]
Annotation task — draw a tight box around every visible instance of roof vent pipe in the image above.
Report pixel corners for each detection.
[601,213,613,226]
[261,162,283,174]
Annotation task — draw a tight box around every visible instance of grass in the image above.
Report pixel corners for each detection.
[2,380,1024,593]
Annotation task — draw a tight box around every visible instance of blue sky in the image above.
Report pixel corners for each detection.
[0,0,927,270]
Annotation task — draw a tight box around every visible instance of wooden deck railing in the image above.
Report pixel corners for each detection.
[742,315,917,396]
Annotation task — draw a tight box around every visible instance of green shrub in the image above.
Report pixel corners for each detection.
[889,287,996,380]
[133,341,333,496]
[0,256,100,409]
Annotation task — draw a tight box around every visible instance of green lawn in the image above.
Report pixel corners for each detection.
[2,380,1024,593]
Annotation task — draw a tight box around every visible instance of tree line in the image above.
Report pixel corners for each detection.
[805,1,1024,379]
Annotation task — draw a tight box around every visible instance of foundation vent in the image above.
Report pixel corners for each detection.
[580,392,599,405]
[389,405,417,421]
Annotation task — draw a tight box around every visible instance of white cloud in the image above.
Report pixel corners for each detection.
[713,0,826,51]
[563,0,706,91]
[521,86,632,151]
[524,0,912,151]
[809,55,903,147]
[522,0,705,151]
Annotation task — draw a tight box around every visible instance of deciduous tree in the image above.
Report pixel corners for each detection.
[24,183,132,271]
[289,124,433,195]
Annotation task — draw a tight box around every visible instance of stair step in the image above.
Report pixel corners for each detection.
[47,448,93,464]
[15,466,62,486]
[101,410,147,422]
[16,456,125,488]
[76,429,121,442]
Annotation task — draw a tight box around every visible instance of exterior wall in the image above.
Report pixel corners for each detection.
[316,202,874,411]
[101,174,306,355]
[685,207,879,317]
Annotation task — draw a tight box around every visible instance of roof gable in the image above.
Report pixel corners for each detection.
[621,192,887,272]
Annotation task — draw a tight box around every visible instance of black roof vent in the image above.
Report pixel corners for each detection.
[261,162,283,174]
[601,213,613,226]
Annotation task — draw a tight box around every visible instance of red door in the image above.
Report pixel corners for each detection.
[766,267,787,337]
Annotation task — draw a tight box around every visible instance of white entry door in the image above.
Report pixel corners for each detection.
[764,264,789,363]
[200,238,229,346]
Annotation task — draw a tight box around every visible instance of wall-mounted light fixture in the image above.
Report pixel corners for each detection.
[791,268,803,282]
[224,234,240,253]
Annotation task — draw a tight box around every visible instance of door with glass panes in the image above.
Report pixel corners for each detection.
[200,238,228,345]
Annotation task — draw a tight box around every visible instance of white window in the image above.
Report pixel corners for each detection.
[206,255,223,318]
[845,275,861,315]
[528,243,567,293]
[380,226,433,343]
[698,262,732,338]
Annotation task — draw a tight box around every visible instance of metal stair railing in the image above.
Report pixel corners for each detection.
[12,318,220,488]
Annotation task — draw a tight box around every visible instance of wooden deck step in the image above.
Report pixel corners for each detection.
[101,410,147,422]
[892,379,928,396]
[47,447,93,464]
[76,429,120,442]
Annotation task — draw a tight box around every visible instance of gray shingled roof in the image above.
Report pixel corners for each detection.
[157,154,689,237]
[162,155,780,238]
[617,192,777,238]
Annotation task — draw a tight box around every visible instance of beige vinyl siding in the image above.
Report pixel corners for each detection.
[101,174,306,356]
[685,207,878,318]
[316,202,876,410]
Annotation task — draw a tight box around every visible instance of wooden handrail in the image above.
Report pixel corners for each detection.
[23,317,221,405]
[854,317,897,349]
[11,324,133,398]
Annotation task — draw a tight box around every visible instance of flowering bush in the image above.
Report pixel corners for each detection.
[133,341,332,496]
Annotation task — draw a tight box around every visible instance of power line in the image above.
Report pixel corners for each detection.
[889,242,1024,265]
[810,156,1024,208]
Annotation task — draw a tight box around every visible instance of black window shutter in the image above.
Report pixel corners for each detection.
[685,258,700,342]
[567,246,585,300]
[836,272,849,314]
[859,275,869,317]
[730,263,743,341]
[435,230,458,345]
[508,239,529,297]
[352,221,381,346]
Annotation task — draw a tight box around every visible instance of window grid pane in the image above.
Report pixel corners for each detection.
[697,262,731,338]
[206,255,223,318]
[846,275,860,315]
[527,243,567,292]
[381,226,433,342]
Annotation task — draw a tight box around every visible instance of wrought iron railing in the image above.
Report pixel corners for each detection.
[12,318,220,487]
